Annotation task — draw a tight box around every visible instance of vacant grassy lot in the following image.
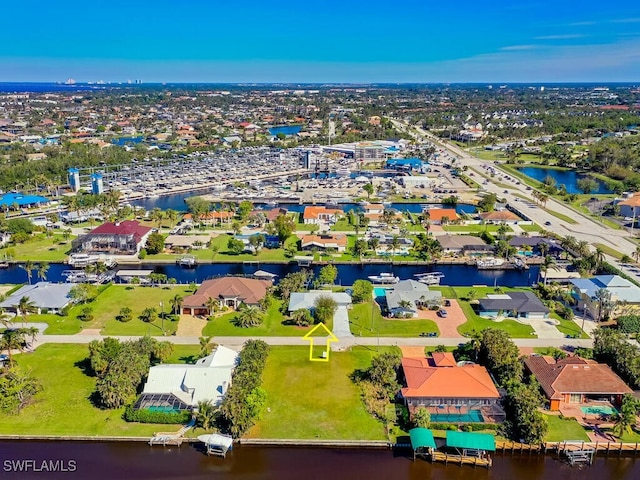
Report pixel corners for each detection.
[248,346,394,440]
[544,415,589,442]
[348,301,439,337]
[1,235,74,262]
[0,344,170,436]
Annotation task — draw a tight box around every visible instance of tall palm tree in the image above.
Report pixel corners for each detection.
[594,288,613,322]
[634,246,640,264]
[17,296,38,321]
[0,308,12,329]
[165,209,178,227]
[21,260,34,285]
[205,297,219,315]
[0,327,39,367]
[170,294,184,315]
[36,262,49,282]
[540,255,558,286]
[150,208,164,229]
[387,235,401,258]
[197,336,214,359]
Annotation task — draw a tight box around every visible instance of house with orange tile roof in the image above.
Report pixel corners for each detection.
[302,206,343,225]
[423,208,459,225]
[524,355,632,411]
[400,353,504,422]
[617,192,640,218]
[300,234,348,252]
[182,277,272,316]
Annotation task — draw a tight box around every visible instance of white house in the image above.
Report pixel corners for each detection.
[135,345,238,411]
[0,282,74,314]
[570,275,640,319]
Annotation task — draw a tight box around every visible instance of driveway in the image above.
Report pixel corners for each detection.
[417,299,465,338]
[333,306,353,338]
[517,317,565,339]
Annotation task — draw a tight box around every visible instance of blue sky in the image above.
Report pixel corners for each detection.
[2,0,640,82]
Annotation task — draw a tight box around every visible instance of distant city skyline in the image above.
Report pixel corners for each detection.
[3,0,640,83]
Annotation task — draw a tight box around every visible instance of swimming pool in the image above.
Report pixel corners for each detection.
[581,405,618,416]
[374,287,390,298]
[430,409,484,423]
[147,406,180,413]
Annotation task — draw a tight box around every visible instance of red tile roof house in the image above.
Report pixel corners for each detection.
[71,220,152,255]
[302,206,343,225]
[524,355,633,412]
[400,353,505,423]
[182,277,272,316]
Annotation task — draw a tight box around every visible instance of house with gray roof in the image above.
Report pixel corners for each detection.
[570,275,640,319]
[288,290,352,312]
[437,235,492,255]
[134,345,238,411]
[0,282,74,314]
[478,291,549,319]
[385,280,442,318]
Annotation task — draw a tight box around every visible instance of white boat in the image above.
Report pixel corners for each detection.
[177,255,197,267]
[368,272,400,284]
[67,253,117,268]
[414,272,445,285]
[335,168,351,177]
[476,257,505,269]
[415,271,445,278]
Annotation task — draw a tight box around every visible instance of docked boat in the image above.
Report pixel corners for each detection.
[67,253,117,268]
[368,272,400,284]
[335,168,351,177]
[177,254,197,267]
[476,257,505,269]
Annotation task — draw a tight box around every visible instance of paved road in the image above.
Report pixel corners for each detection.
[34,333,593,350]
[391,119,639,258]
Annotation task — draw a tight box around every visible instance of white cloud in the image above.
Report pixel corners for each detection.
[500,45,537,51]
[535,34,585,40]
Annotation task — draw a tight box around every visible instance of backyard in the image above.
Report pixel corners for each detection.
[348,301,439,337]
[248,346,393,440]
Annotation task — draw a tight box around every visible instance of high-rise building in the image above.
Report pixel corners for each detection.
[91,173,104,195]
[68,168,80,192]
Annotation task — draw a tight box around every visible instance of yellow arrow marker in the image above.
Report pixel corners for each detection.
[302,323,338,362]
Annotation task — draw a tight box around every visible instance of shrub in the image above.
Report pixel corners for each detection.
[138,248,147,259]
[617,315,640,334]
[116,307,133,323]
[124,405,191,424]
[78,306,94,322]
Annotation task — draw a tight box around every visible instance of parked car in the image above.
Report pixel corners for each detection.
[437,309,448,318]
[544,221,552,226]
[444,299,451,307]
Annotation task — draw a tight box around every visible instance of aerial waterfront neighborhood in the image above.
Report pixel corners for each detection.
[1,81,640,476]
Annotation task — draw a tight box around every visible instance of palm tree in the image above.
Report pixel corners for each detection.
[540,255,558,286]
[561,236,578,255]
[634,246,640,264]
[17,296,38,321]
[36,262,49,282]
[576,240,590,258]
[234,305,264,328]
[21,260,34,285]
[368,237,380,258]
[593,246,606,270]
[205,297,219,316]
[170,294,184,315]
[195,399,217,430]
[0,308,12,329]
[594,288,613,322]
[150,208,164,229]
[197,336,214,359]
[469,329,483,362]
[165,209,178,227]
[387,235,401,257]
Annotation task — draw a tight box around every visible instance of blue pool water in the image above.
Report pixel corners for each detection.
[581,405,618,415]
[268,125,302,136]
[147,406,179,413]
[430,409,484,423]
[374,287,390,298]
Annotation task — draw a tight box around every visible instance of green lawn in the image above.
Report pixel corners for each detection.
[544,415,590,442]
[1,235,74,262]
[25,285,193,335]
[594,243,625,260]
[0,344,171,436]
[519,224,543,232]
[552,313,589,339]
[201,298,330,336]
[248,346,392,440]
[348,301,439,337]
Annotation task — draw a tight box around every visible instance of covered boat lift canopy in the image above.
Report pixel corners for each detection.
[445,431,495,456]
[409,428,437,460]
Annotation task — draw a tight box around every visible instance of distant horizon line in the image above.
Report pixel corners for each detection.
[1,81,639,85]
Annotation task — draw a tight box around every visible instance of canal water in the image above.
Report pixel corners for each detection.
[0,263,540,287]
[517,167,612,194]
[0,441,638,480]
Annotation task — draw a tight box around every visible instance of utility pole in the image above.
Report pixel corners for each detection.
[160,301,165,335]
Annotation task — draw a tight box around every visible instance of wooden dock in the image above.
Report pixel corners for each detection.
[427,451,492,468]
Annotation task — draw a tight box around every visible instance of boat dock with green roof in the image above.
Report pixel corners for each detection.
[409,428,494,468]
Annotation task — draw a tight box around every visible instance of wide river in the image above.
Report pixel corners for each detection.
[1,441,638,480]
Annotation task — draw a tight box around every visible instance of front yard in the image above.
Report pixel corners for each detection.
[348,301,439,337]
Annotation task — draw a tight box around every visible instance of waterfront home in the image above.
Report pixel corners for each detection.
[183,211,234,226]
[164,234,214,252]
[478,291,549,319]
[264,207,288,223]
[384,280,442,317]
[400,353,504,422]
[368,233,413,256]
[135,345,238,411]
[508,236,563,257]
[570,275,640,319]
[302,206,343,225]
[524,355,633,411]
[424,208,459,225]
[71,220,152,255]
[437,235,491,255]
[182,277,272,315]
[386,157,424,171]
[288,290,352,313]
[0,282,74,315]
[300,234,348,253]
